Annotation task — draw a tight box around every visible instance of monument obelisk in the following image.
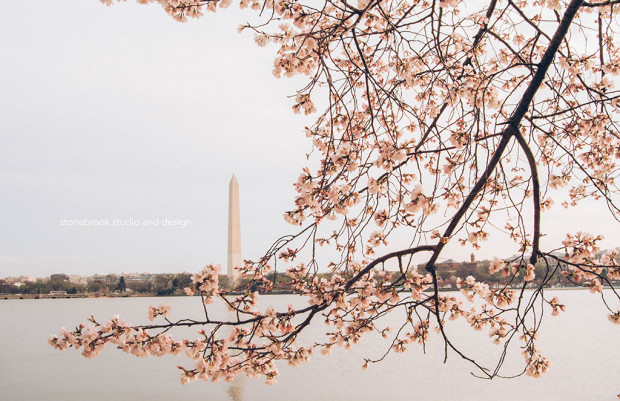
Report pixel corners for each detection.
[227,174,242,286]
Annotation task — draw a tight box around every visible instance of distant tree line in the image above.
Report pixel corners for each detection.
[0,273,193,296]
[3,258,618,297]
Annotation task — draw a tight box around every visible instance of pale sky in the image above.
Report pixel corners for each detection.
[1,1,618,278]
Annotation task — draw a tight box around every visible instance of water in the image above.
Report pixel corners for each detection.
[0,290,618,400]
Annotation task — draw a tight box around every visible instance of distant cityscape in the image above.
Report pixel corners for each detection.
[0,271,194,298]
[2,248,618,299]
[427,250,619,289]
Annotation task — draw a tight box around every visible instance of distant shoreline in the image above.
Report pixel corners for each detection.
[0,293,155,300]
[0,286,599,301]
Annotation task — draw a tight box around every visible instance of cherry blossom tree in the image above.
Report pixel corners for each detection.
[51,0,620,390]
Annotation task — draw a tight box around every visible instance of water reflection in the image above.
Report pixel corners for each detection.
[225,307,246,401]
[227,376,246,401]
[4,292,616,401]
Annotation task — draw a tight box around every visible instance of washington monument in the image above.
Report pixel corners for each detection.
[227,174,242,286]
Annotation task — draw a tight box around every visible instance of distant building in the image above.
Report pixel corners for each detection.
[124,273,153,283]
[5,276,38,284]
[436,260,461,275]
[460,253,478,275]
[418,260,459,275]
[69,275,88,285]
[418,254,479,277]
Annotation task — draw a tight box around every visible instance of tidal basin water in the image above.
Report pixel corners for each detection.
[1,290,618,401]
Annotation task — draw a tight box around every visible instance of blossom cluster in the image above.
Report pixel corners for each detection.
[49,315,184,360]
[184,264,221,303]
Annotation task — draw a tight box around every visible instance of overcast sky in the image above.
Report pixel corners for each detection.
[1,1,618,278]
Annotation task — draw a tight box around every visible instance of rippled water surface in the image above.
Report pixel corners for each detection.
[1,290,618,401]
